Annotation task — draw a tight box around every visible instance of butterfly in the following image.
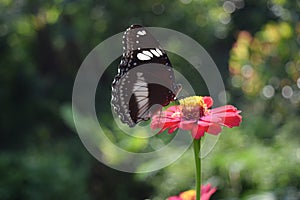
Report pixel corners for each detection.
[111,24,181,127]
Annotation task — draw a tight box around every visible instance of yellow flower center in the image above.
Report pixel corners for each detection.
[179,190,196,200]
[179,96,208,120]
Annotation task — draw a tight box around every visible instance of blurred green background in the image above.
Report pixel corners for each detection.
[1,0,300,199]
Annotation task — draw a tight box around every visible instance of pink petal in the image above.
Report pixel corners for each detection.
[206,123,222,135]
[211,111,241,118]
[166,106,180,112]
[197,120,212,127]
[210,105,238,114]
[151,116,180,130]
[157,121,180,133]
[222,115,242,127]
[163,111,178,117]
[201,184,217,200]
[191,124,207,139]
[203,96,213,108]
[204,105,242,128]
[168,125,178,134]
[210,112,242,128]
[201,114,222,123]
[201,184,212,193]
[156,117,180,123]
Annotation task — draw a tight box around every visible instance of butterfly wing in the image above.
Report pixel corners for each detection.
[111,25,181,127]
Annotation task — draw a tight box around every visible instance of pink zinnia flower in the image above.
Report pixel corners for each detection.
[168,184,217,200]
[151,96,242,139]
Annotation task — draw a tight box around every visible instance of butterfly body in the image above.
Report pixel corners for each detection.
[111,25,181,127]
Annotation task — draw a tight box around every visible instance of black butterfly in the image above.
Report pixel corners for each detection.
[111,24,181,127]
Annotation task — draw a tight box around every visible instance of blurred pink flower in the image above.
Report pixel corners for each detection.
[167,184,217,200]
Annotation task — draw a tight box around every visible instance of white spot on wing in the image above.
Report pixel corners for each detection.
[150,49,160,57]
[142,50,153,57]
[137,53,151,61]
[137,30,146,35]
[156,48,163,56]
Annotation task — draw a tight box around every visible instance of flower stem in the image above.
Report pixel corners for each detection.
[193,138,201,200]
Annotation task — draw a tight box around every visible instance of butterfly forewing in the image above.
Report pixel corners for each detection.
[111,25,181,127]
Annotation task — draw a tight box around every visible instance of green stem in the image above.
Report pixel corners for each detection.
[193,138,201,200]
